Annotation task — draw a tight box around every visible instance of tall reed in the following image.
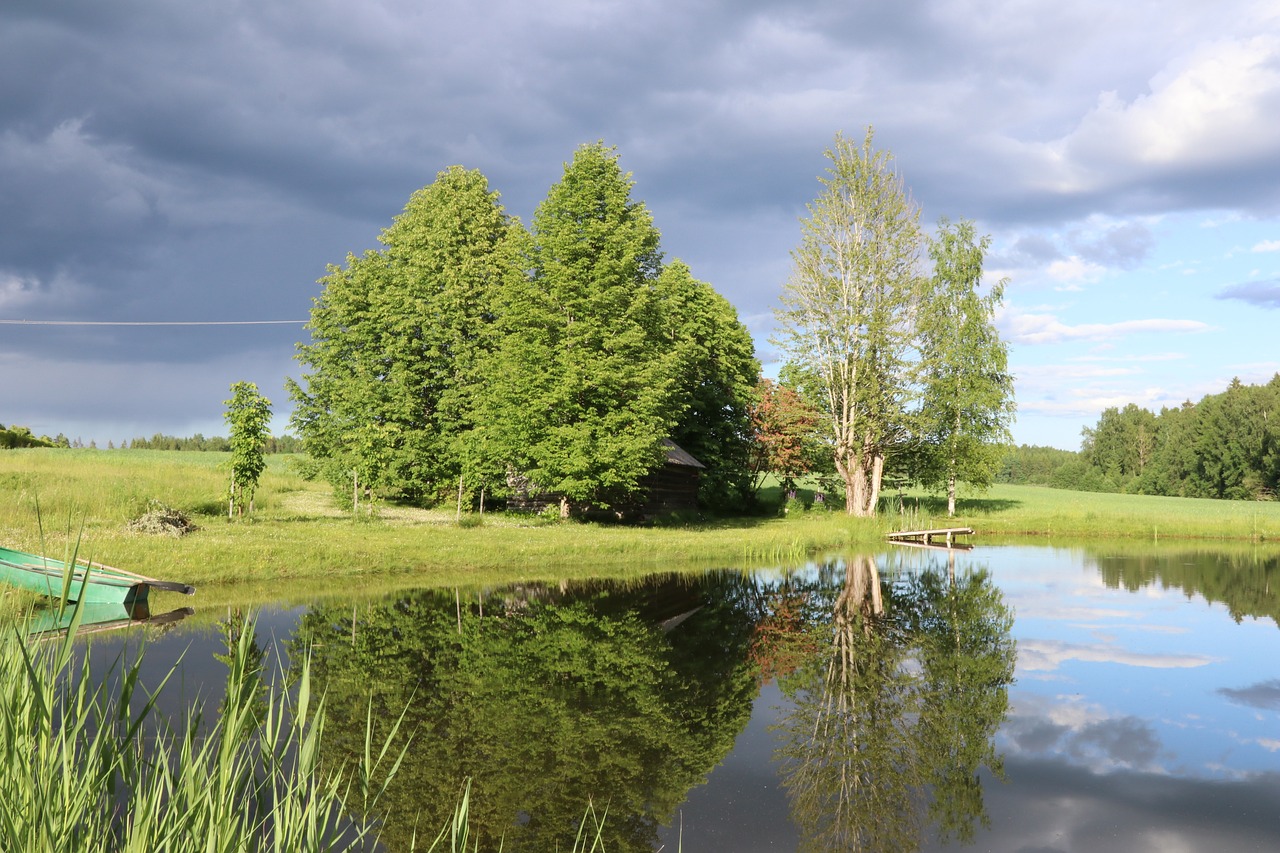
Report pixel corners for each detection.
[0,596,408,852]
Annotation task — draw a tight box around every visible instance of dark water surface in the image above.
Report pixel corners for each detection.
[79,544,1280,851]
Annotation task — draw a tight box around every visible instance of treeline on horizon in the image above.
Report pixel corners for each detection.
[0,423,61,449]
[14,375,1280,504]
[0,426,300,454]
[999,374,1280,501]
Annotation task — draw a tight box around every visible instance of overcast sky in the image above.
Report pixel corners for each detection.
[3,0,1279,449]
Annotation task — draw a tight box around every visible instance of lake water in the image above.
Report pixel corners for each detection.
[77,543,1280,851]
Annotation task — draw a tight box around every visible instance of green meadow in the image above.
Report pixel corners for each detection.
[4,448,1280,604]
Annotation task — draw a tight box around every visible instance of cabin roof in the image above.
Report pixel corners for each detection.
[661,438,705,469]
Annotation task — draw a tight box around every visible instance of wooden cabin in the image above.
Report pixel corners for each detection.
[507,439,705,520]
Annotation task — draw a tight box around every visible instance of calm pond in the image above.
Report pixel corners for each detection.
[82,543,1280,851]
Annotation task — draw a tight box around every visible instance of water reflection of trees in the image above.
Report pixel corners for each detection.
[771,555,1016,852]
[290,573,761,852]
[1089,547,1280,627]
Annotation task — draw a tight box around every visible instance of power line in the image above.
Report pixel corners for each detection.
[0,319,307,326]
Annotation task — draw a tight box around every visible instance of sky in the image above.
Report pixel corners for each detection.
[3,0,1280,451]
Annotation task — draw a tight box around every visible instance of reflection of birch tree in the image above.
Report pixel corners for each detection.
[907,567,1016,844]
[774,555,1015,852]
[776,555,921,852]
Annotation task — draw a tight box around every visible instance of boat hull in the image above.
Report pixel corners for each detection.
[0,547,193,605]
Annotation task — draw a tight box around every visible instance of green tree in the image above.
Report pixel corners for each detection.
[774,129,924,516]
[479,142,680,513]
[1090,375,1280,501]
[656,260,760,511]
[904,567,1016,843]
[915,219,1015,516]
[996,444,1083,486]
[223,381,272,517]
[775,556,922,852]
[289,165,518,505]
[1081,402,1157,490]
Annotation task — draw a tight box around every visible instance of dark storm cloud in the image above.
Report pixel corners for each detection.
[1216,279,1280,309]
[1004,711,1166,771]
[1002,714,1071,753]
[1218,678,1280,710]
[4,0,1280,438]
[1000,234,1066,270]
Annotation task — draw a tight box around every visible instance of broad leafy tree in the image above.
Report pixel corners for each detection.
[904,566,1016,843]
[289,166,519,504]
[656,260,760,511]
[915,219,1015,516]
[1080,402,1158,489]
[747,377,824,497]
[479,143,681,513]
[223,381,272,517]
[774,129,924,516]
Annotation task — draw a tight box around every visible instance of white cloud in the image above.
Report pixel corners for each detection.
[1023,34,1280,196]
[1002,310,1212,345]
[1017,639,1217,673]
[1016,390,1187,418]
[1252,239,1280,252]
[0,269,92,314]
[1018,363,1140,380]
[1047,255,1106,283]
[1073,352,1188,363]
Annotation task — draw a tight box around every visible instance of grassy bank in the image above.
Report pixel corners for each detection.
[3,450,1280,594]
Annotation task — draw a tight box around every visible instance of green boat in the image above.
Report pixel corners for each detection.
[0,546,195,606]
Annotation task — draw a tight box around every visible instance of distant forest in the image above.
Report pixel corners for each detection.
[12,375,1280,504]
[0,427,300,454]
[0,423,61,449]
[125,433,302,453]
[1000,374,1280,501]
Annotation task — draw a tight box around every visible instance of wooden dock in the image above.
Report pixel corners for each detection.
[886,527,974,549]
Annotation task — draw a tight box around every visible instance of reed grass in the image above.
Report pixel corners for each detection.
[0,588,408,851]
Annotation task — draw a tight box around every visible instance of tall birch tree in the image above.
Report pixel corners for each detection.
[916,219,1015,516]
[774,129,923,516]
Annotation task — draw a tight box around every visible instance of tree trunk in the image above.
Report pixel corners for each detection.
[867,453,884,516]
[839,458,858,515]
[947,468,956,517]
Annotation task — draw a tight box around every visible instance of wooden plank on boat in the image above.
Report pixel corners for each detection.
[886,527,975,548]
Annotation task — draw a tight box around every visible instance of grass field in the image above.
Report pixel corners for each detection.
[4,449,1280,602]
